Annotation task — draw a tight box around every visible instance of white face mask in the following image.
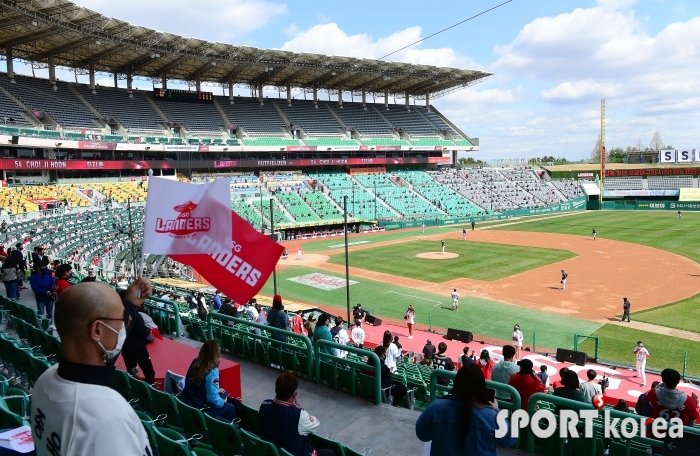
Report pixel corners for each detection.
[97,321,126,361]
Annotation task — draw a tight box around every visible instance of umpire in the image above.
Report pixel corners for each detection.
[622,297,631,322]
[119,277,156,384]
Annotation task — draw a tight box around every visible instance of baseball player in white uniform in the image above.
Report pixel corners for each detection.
[462,229,467,240]
[421,222,425,234]
[295,248,304,260]
[441,240,446,255]
[634,341,650,386]
[451,288,459,311]
[561,270,568,290]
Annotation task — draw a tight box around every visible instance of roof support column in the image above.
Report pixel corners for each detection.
[338,88,343,108]
[384,89,389,110]
[48,55,56,91]
[426,91,430,111]
[361,89,366,110]
[89,62,96,93]
[258,82,263,105]
[195,78,201,92]
[286,83,291,106]
[127,71,133,98]
[162,72,167,90]
[5,47,14,83]
[405,90,410,110]
[313,87,318,109]
[228,78,234,104]
[114,72,118,88]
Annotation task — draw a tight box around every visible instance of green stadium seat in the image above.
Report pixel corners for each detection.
[240,429,280,456]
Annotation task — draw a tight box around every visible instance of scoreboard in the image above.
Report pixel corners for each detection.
[153,88,213,103]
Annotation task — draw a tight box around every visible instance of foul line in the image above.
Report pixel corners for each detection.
[383,291,444,306]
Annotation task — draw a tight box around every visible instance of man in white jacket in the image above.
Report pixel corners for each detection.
[31,281,153,456]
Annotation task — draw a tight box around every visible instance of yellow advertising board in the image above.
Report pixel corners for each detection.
[679,188,700,201]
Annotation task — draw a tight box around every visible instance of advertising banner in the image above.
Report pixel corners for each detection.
[659,150,676,163]
[285,146,317,152]
[677,150,694,163]
[77,141,118,151]
[163,145,200,152]
[637,201,700,211]
[679,188,700,201]
[603,190,679,197]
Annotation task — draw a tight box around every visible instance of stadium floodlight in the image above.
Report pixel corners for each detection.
[211,61,216,66]
[95,40,101,45]
[31,20,38,26]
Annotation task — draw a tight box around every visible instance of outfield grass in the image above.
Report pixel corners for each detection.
[325,239,575,282]
[491,211,700,334]
[261,265,601,350]
[579,324,700,377]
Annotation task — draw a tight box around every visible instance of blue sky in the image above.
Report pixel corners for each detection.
[6,0,700,160]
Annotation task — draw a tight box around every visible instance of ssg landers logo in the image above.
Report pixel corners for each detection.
[155,201,211,238]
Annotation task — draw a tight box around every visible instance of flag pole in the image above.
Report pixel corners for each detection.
[344,195,351,325]
[127,200,137,277]
[270,201,278,295]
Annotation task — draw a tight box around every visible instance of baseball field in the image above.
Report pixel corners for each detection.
[262,211,700,377]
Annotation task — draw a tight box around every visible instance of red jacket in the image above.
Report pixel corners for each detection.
[508,373,547,409]
[479,359,494,380]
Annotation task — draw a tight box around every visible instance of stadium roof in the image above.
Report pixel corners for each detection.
[0,0,491,99]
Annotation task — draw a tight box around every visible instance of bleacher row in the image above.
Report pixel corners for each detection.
[603,176,697,190]
[0,72,471,147]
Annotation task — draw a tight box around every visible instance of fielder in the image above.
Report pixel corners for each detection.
[678,210,682,219]
[592,229,596,240]
[295,248,304,260]
[560,269,568,290]
[634,341,650,387]
[421,222,425,234]
[451,288,459,311]
[441,240,446,255]
[462,229,467,240]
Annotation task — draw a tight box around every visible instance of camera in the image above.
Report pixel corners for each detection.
[599,375,609,394]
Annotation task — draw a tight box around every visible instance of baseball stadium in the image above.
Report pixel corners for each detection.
[0,1,699,455]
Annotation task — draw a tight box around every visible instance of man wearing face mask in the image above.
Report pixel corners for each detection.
[31,281,152,456]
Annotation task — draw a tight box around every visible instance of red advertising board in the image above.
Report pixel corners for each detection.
[0,156,448,170]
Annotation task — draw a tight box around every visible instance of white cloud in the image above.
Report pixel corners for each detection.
[74,0,287,40]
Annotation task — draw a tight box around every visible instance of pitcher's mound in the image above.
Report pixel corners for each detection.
[416,252,460,260]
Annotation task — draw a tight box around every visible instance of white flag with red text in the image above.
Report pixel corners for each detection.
[142,177,232,255]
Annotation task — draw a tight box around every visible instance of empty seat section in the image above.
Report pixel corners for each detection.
[551,179,583,199]
[232,199,262,227]
[154,99,224,135]
[76,86,164,134]
[303,137,358,147]
[276,192,323,222]
[242,137,301,147]
[647,176,693,189]
[381,106,436,136]
[2,75,99,128]
[280,102,343,136]
[300,192,343,220]
[0,77,32,126]
[410,137,455,147]
[603,178,643,190]
[217,97,285,136]
[393,170,482,217]
[308,171,396,219]
[331,103,393,137]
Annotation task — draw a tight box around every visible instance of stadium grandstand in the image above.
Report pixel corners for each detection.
[3,1,700,456]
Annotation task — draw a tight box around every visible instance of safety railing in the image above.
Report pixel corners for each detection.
[142,296,183,338]
[205,314,314,380]
[313,340,382,406]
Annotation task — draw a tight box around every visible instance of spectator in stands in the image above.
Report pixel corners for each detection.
[459,347,475,369]
[536,365,549,389]
[180,340,237,421]
[351,319,365,348]
[30,261,56,322]
[382,330,402,373]
[259,373,335,456]
[187,291,197,310]
[217,298,238,326]
[550,367,569,391]
[197,292,207,309]
[433,342,456,386]
[478,349,494,380]
[422,339,436,366]
[635,381,661,416]
[369,345,408,406]
[81,276,97,283]
[196,298,208,322]
[31,282,152,455]
[330,316,350,358]
[579,369,602,404]
[14,243,26,290]
[416,364,516,456]
[53,264,73,297]
[120,278,156,385]
[644,368,698,426]
[553,370,585,411]
[32,246,48,268]
[303,314,316,337]
[313,314,336,356]
[290,310,306,335]
[0,246,7,263]
[267,295,290,342]
[211,290,222,311]
[1,254,18,299]
[508,359,546,410]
